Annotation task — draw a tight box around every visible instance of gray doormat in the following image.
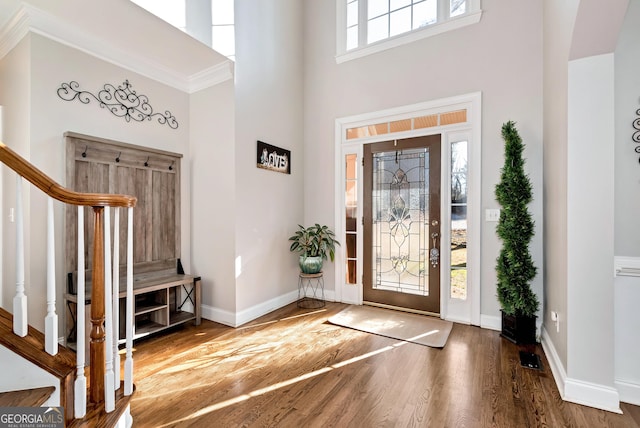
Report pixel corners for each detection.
[328,305,453,348]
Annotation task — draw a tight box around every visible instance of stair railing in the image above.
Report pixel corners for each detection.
[0,141,137,419]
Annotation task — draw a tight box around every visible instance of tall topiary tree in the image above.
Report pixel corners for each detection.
[495,121,538,317]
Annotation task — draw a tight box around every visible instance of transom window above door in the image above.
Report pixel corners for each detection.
[337,0,482,63]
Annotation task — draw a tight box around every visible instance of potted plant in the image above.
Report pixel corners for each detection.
[288,224,340,274]
[495,121,539,344]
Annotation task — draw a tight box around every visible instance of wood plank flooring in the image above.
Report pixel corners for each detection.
[127,302,639,427]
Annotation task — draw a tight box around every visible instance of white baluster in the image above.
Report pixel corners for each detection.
[113,208,121,390]
[45,197,58,355]
[74,206,87,419]
[103,207,115,413]
[13,176,27,337]
[124,207,134,396]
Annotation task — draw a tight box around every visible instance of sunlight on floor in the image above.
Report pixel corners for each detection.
[131,309,331,401]
[156,329,438,427]
[235,308,327,331]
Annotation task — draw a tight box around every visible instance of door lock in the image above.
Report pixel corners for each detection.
[430,232,439,268]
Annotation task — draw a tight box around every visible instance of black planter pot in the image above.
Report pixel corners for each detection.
[501,311,537,344]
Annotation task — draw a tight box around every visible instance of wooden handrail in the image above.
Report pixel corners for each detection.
[0,141,136,207]
[3,139,137,420]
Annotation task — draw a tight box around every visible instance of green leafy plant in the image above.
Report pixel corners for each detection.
[288,224,340,261]
[495,121,539,317]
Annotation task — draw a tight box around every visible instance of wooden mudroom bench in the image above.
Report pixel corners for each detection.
[63,132,201,352]
[65,266,201,350]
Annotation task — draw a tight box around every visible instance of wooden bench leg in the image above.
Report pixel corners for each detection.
[194,277,202,326]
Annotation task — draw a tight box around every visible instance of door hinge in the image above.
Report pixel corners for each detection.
[362,157,364,166]
[361,216,364,226]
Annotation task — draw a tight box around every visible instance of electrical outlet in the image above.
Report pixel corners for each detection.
[551,311,559,333]
[485,209,500,222]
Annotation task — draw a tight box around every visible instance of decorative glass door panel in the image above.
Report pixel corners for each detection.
[363,135,441,314]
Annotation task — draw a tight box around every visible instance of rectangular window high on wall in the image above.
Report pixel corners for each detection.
[450,140,467,299]
[347,0,359,50]
[337,0,481,63]
[345,154,358,284]
[131,0,235,61]
[211,0,235,60]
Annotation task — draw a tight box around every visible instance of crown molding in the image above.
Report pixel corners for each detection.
[188,60,235,93]
[0,4,30,60]
[0,3,233,93]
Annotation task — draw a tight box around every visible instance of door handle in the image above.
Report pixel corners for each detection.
[430,232,439,268]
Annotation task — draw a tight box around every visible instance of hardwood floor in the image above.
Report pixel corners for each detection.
[127,302,639,427]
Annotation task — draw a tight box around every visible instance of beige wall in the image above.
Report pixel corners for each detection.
[303,0,544,321]
[0,36,32,322]
[544,0,630,410]
[234,0,305,314]
[1,33,192,331]
[190,80,236,317]
[542,0,579,378]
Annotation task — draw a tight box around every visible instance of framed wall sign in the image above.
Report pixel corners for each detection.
[257,140,290,174]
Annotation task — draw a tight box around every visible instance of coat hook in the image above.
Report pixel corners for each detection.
[115,152,121,163]
[82,146,88,158]
[168,160,174,171]
[144,157,149,167]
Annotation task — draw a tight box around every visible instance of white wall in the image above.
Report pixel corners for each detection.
[1,33,191,332]
[0,36,31,319]
[190,80,237,321]
[0,106,4,308]
[303,0,544,321]
[614,0,640,405]
[543,0,628,412]
[615,0,640,257]
[567,53,617,405]
[614,274,640,405]
[233,0,304,316]
[0,346,59,406]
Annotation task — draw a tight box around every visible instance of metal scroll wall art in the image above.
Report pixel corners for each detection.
[634,105,640,162]
[57,80,179,129]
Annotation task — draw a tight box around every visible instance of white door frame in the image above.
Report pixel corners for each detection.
[333,92,481,325]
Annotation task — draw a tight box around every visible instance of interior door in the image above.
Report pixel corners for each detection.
[363,135,441,314]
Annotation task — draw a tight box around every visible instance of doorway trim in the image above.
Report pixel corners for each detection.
[334,92,481,325]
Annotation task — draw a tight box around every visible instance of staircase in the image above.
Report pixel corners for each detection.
[0,141,137,427]
[0,387,56,408]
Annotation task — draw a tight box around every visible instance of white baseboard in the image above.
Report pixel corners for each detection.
[202,290,299,327]
[541,326,567,397]
[480,314,501,331]
[616,379,640,406]
[201,305,236,327]
[202,289,338,327]
[234,290,299,326]
[565,379,621,413]
[542,327,621,413]
[324,289,336,302]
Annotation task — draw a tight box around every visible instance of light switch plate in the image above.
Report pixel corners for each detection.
[486,209,500,222]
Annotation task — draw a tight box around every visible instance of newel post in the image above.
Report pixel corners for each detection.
[89,206,106,405]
